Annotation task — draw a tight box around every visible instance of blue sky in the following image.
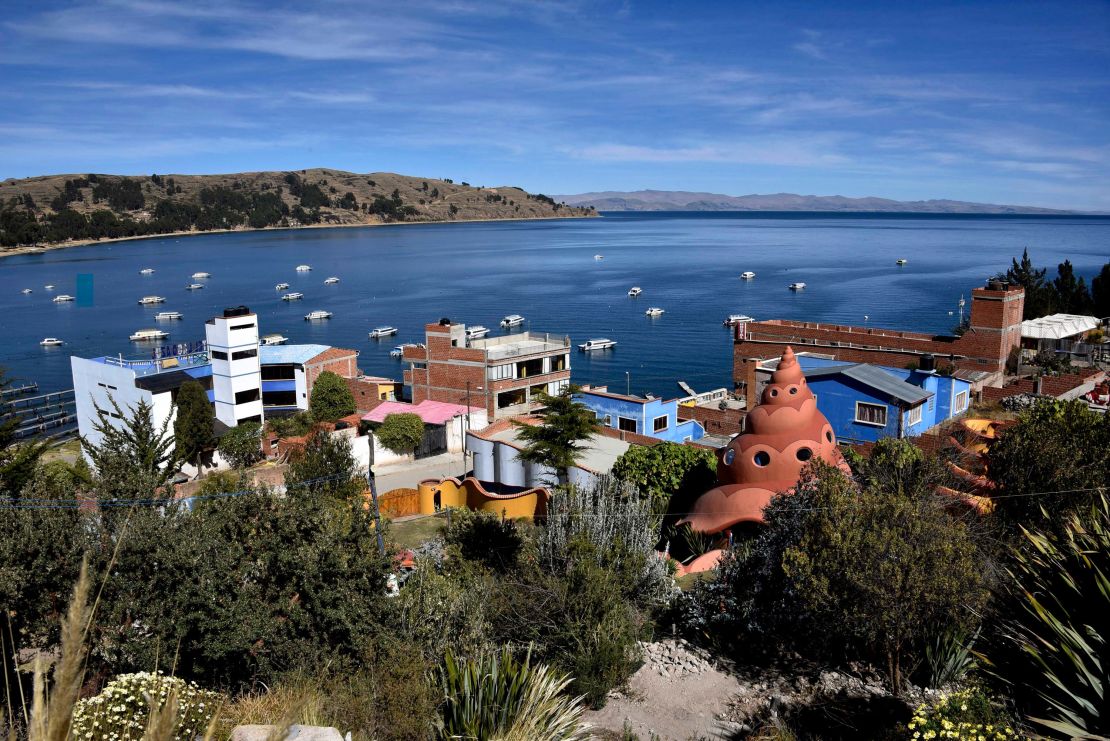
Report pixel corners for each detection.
[2,0,1108,210]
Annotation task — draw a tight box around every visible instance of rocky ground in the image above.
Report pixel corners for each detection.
[586,639,938,740]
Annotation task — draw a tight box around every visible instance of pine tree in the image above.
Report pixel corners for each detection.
[81,396,178,499]
[173,380,215,475]
[1051,260,1094,315]
[512,385,598,486]
[1089,262,1110,318]
[1005,248,1054,319]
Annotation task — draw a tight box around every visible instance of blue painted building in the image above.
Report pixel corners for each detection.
[760,354,972,444]
[575,386,705,443]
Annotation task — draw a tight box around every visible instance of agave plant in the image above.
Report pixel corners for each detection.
[925,626,981,688]
[1001,496,1109,738]
[435,646,590,741]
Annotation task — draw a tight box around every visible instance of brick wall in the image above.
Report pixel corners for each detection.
[304,348,360,399]
[677,404,745,436]
[345,377,391,414]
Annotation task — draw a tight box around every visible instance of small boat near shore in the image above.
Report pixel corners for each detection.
[579,338,616,351]
[191,272,211,279]
[155,311,183,321]
[789,282,806,291]
[39,337,64,347]
[261,333,288,345]
[466,325,490,341]
[391,343,417,358]
[186,283,205,290]
[594,254,604,260]
[138,295,166,305]
[44,285,55,291]
[645,307,665,316]
[282,292,304,301]
[275,282,290,290]
[305,310,332,321]
[628,286,642,297]
[296,264,312,272]
[140,268,155,275]
[500,314,525,328]
[130,328,169,342]
[21,288,32,294]
[896,259,908,266]
[723,314,754,326]
[741,271,756,280]
[324,277,340,285]
[52,294,74,303]
[369,326,398,339]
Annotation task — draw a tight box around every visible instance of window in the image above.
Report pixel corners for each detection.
[230,323,255,330]
[97,382,117,390]
[232,348,257,361]
[723,448,735,465]
[261,364,296,380]
[210,350,228,360]
[955,390,968,411]
[753,450,771,467]
[263,390,297,406]
[855,401,887,427]
[618,416,637,432]
[235,388,260,404]
[411,361,427,370]
[652,415,668,433]
[604,414,612,426]
[906,404,923,427]
[237,414,262,425]
[488,364,513,381]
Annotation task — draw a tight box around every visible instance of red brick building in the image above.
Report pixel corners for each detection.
[733,280,1025,396]
[404,320,573,419]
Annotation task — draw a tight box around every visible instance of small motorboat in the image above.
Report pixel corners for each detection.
[44,285,56,290]
[138,295,166,305]
[186,283,205,290]
[52,294,74,303]
[645,307,665,316]
[155,311,183,321]
[275,282,290,290]
[500,314,525,328]
[324,277,340,285]
[723,314,754,326]
[140,268,155,275]
[628,286,642,297]
[282,292,304,301]
[305,310,332,321]
[21,288,32,294]
[39,337,64,347]
[191,272,211,279]
[788,282,806,291]
[369,326,398,339]
[466,325,490,341]
[296,264,312,272]
[130,328,169,342]
[741,271,756,280]
[391,343,418,358]
[579,338,616,351]
[261,333,289,345]
[594,254,604,260]
[896,259,907,266]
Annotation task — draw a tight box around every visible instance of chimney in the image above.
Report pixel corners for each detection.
[919,354,936,374]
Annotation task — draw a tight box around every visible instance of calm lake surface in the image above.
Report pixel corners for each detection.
[1,212,1107,396]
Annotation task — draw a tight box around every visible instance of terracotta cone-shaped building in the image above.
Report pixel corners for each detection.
[682,347,847,533]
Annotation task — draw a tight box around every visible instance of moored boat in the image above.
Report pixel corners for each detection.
[628,286,642,297]
[594,254,604,260]
[39,337,64,347]
[324,277,340,285]
[140,268,155,275]
[138,295,166,305]
[741,271,756,280]
[390,343,417,358]
[896,259,907,265]
[44,285,55,290]
[191,272,211,279]
[52,294,74,303]
[723,314,755,326]
[275,282,290,290]
[645,307,665,316]
[579,338,616,351]
[261,333,289,345]
[21,288,32,294]
[465,325,490,340]
[305,310,332,321]
[155,311,183,321]
[789,282,806,291]
[186,283,205,290]
[296,264,312,272]
[369,326,398,339]
[130,328,169,342]
[282,292,304,301]
[500,314,525,328]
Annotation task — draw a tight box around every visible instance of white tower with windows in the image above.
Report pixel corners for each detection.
[205,306,263,427]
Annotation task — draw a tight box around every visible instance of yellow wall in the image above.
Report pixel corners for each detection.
[417,477,549,520]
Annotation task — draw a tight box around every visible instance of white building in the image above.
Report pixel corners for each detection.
[205,306,263,427]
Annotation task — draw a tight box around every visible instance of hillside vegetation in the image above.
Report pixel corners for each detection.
[0,168,594,248]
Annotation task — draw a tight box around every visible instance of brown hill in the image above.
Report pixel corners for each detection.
[0,168,594,250]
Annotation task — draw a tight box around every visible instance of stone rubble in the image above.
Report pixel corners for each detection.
[637,638,715,678]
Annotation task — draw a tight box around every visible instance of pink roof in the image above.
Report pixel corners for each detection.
[361,400,482,425]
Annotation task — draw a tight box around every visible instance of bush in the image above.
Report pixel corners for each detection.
[266,411,314,438]
[435,646,589,740]
[308,370,356,422]
[906,688,1023,740]
[444,507,525,572]
[217,421,262,468]
[72,672,223,741]
[610,442,716,516]
[375,412,425,455]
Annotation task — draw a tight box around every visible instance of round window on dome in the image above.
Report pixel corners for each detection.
[796,447,813,462]
[723,448,735,465]
[770,389,779,397]
[753,451,771,467]
[826,431,833,443]
[789,387,798,395]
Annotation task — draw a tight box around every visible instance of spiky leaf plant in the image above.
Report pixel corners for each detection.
[435,646,590,741]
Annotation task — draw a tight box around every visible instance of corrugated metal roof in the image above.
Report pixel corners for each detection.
[1020,313,1100,340]
[259,344,331,366]
[805,363,932,406]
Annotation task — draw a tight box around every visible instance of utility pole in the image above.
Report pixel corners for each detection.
[366,437,385,556]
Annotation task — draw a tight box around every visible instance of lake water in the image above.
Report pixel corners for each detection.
[1,212,1107,397]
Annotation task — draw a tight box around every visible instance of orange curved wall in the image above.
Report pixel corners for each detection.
[417,477,550,520]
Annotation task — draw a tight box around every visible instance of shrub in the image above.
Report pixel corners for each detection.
[444,508,525,572]
[217,421,262,469]
[375,412,425,455]
[610,442,716,516]
[394,558,491,661]
[906,688,1023,740]
[309,370,356,422]
[266,411,314,438]
[72,672,223,741]
[435,646,589,740]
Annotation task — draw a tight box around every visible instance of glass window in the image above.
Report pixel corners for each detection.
[210,350,228,360]
[855,402,887,426]
[234,388,260,404]
[652,415,668,432]
[261,364,296,380]
[618,416,637,432]
[906,404,923,427]
[232,348,257,361]
[955,390,968,411]
[230,323,255,331]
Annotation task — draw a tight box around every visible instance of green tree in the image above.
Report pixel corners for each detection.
[512,385,598,485]
[217,421,262,469]
[1005,248,1054,319]
[286,428,365,504]
[80,396,178,499]
[987,398,1110,529]
[1050,259,1095,315]
[1091,261,1110,318]
[309,371,356,422]
[0,369,46,495]
[610,442,716,515]
[173,380,215,474]
[375,412,425,455]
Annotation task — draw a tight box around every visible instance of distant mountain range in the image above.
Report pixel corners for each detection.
[553,189,1076,214]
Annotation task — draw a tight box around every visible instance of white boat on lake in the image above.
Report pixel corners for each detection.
[594,254,604,260]
[500,314,525,328]
[645,307,665,316]
[324,277,340,285]
[724,314,755,326]
[140,268,155,275]
[282,292,304,301]
[261,333,289,345]
[21,288,32,294]
[789,282,806,291]
[296,264,312,272]
[369,326,398,339]
[39,337,64,347]
[896,259,907,265]
[390,343,417,358]
[138,295,166,305]
[44,285,55,290]
[130,328,169,342]
[52,294,74,303]
[741,271,756,280]
[579,338,616,351]
[155,311,183,321]
[275,282,290,290]
[628,286,642,297]
[466,325,490,340]
[305,310,332,321]
[186,283,205,290]
[191,272,211,279]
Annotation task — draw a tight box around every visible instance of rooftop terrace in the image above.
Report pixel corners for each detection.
[91,341,210,377]
[470,331,571,361]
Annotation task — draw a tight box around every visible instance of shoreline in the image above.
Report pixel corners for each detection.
[0,214,599,260]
